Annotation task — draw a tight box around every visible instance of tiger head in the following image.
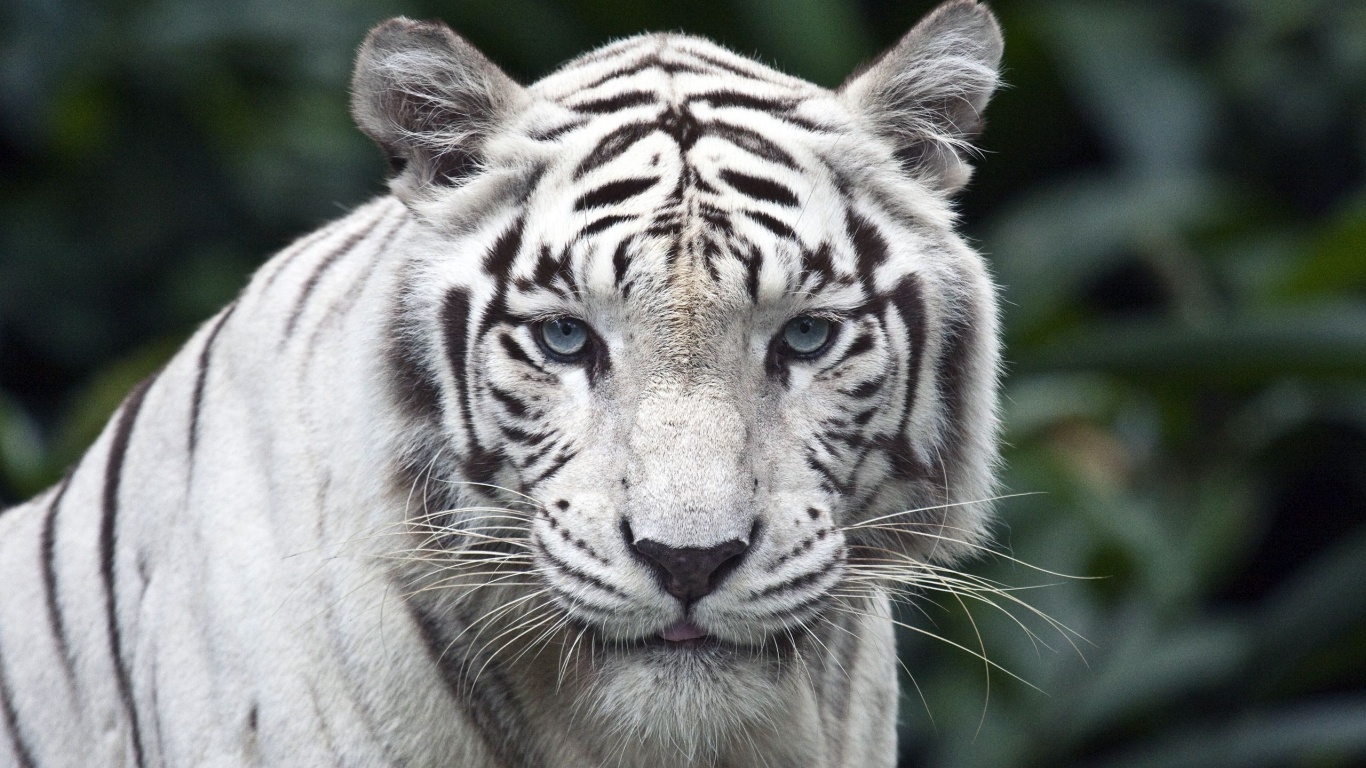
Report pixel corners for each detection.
[352,0,1002,754]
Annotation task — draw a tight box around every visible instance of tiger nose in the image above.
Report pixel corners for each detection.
[630,535,750,605]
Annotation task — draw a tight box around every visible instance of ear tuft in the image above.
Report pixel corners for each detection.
[351,18,526,195]
[840,0,1003,194]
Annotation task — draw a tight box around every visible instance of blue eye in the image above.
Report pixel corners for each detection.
[538,317,591,359]
[781,315,833,356]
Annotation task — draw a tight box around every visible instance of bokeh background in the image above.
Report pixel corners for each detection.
[2,0,1364,765]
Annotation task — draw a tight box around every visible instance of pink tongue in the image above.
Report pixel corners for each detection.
[659,621,708,642]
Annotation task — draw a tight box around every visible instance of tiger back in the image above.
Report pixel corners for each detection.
[0,2,1004,766]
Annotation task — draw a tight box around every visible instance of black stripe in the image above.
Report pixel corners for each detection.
[841,377,885,400]
[821,331,875,373]
[481,219,525,278]
[696,90,796,114]
[0,633,36,768]
[42,470,77,686]
[581,58,654,90]
[574,122,654,180]
[528,119,586,142]
[283,212,387,338]
[846,210,891,281]
[497,334,542,372]
[542,550,624,596]
[188,301,238,455]
[886,275,928,448]
[611,238,632,286]
[933,273,981,482]
[573,177,658,211]
[570,90,656,113]
[689,52,781,83]
[258,219,343,292]
[441,289,477,447]
[387,310,442,423]
[694,91,833,132]
[719,169,798,207]
[705,123,798,168]
[754,563,834,599]
[526,450,574,489]
[406,602,539,768]
[744,244,763,301]
[799,242,836,292]
[487,385,531,419]
[101,374,157,768]
[580,214,633,236]
[744,209,797,240]
[805,450,848,495]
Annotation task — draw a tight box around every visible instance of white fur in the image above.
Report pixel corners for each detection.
[0,3,1004,766]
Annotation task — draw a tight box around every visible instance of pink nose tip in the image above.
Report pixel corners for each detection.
[659,620,708,642]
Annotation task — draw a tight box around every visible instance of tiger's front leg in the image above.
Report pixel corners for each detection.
[817,594,900,768]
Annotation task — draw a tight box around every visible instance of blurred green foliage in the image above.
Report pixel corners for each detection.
[2,0,1364,765]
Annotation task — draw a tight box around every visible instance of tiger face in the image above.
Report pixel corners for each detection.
[355,0,1002,752]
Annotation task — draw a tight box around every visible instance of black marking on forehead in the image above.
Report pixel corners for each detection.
[743,242,763,300]
[799,242,836,293]
[698,202,729,230]
[705,123,798,168]
[582,55,710,90]
[696,90,796,113]
[573,177,659,211]
[612,238,632,286]
[571,90,657,114]
[483,218,526,278]
[581,214,633,237]
[658,105,702,149]
[845,210,890,287]
[574,122,654,180]
[522,245,572,295]
[719,169,798,207]
[744,209,797,241]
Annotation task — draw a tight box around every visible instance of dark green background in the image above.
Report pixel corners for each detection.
[3,0,1364,765]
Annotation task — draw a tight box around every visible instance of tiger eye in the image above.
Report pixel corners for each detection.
[781,316,833,356]
[539,317,591,358]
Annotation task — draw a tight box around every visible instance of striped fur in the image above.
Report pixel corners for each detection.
[0,2,1003,766]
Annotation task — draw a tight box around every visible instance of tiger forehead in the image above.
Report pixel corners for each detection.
[531,32,819,103]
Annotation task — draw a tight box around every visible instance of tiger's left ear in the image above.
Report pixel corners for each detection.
[839,0,1003,194]
[351,18,528,198]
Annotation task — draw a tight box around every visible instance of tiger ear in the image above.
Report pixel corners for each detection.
[351,18,527,196]
[839,0,1003,194]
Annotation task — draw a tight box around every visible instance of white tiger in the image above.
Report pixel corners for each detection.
[0,1,1003,766]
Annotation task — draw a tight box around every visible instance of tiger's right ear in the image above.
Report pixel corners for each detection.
[351,18,527,196]
[839,0,1003,194]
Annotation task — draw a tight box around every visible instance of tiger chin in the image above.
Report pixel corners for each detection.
[0,2,1004,767]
